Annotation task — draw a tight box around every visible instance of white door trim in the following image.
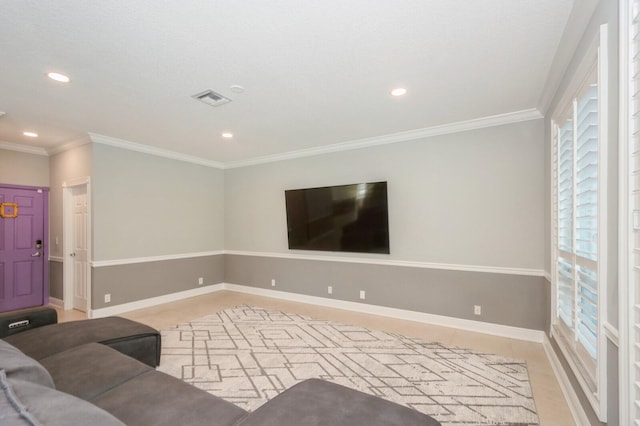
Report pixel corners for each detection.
[62,177,92,317]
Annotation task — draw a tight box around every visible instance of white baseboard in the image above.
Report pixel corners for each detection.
[48,297,64,309]
[85,282,544,342]
[542,335,590,426]
[222,283,545,343]
[90,284,225,318]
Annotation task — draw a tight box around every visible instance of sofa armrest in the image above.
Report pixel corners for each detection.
[0,307,58,339]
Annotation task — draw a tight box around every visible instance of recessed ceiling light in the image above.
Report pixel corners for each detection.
[391,87,407,97]
[221,132,233,139]
[47,72,71,83]
[229,85,245,94]
[23,131,38,137]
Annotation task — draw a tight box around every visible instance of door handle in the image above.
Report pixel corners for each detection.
[31,252,41,257]
[70,253,76,257]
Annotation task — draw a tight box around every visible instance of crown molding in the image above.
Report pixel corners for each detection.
[89,133,225,169]
[46,136,92,156]
[224,108,543,169]
[2,108,543,168]
[0,140,49,156]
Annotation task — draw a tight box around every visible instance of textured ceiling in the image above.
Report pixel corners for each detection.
[0,1,574,164]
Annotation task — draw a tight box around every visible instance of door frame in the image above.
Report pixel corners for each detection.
[0,183,49,309]
[62,177,92,317]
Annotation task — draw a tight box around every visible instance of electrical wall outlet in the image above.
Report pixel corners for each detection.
[328,286,333,294]
[104,294,111,303]
[271,279,276,287]
[359,290,366,300]
[474,305,481,315]
[198,277,204,285]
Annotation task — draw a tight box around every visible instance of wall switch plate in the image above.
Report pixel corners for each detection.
[328,286,333,294]
[271,279,276,287]
[105,294,111,303]
[359,290,365,300]
[198,277,203,285]
[474,305,481,315]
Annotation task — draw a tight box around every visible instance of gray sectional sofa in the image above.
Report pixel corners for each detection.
[0,307,440,426]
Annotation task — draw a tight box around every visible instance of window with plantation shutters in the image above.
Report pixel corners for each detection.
[575,81,599,368]
[553,71,599,380]
[557,113,574,330]
[551,23,607,421]
[626,0,640,423]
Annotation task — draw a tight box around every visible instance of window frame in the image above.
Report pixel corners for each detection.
[549,24,608,422]
[620,0,638,424]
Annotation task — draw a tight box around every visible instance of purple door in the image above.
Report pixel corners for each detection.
[0,185,49,312]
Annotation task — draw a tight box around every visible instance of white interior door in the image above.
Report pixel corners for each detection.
[71,185,88,311]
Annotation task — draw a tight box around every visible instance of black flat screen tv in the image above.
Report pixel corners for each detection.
[284,181,390,254]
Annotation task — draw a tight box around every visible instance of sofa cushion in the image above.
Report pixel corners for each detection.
[91,370,248,426]
[235,378,441,426]
[0,341,54,389]
[4,317,161,367]
[0,370,125,426]
[39,343,151,400]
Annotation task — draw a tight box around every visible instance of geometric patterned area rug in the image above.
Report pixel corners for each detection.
[158,306,539,426]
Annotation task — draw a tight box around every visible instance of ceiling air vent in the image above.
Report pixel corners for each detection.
[192,89,231,107]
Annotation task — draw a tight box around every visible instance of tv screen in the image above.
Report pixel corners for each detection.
[285,181,390,254]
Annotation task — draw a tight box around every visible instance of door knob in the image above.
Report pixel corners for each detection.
[70,253,76,257]
[31,252,41,257]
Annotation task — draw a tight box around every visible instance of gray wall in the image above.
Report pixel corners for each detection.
[90,143,225,306]
[47,141,93,300]
[37,140,227,306]
[543,0,618,424]
[92,254,223,308]
[225,119,545,270]
[0,149,49,187]
[49,260,63,300]
[92,143,225,261]
[224,119,546,330]
[48,138,92,300]
[48,140,93,260]
[225,254,547,330]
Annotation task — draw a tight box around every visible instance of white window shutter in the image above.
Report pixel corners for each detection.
[551,26,605,416]
[575,81,599,367]
[557,114,575,330]
[575,83,599,262]
[630,0,640,422]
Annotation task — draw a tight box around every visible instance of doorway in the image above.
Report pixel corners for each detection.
[0,184,49,312]
[62,177,91,315]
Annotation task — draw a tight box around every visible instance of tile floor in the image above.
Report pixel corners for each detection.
[55,290,575,426]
